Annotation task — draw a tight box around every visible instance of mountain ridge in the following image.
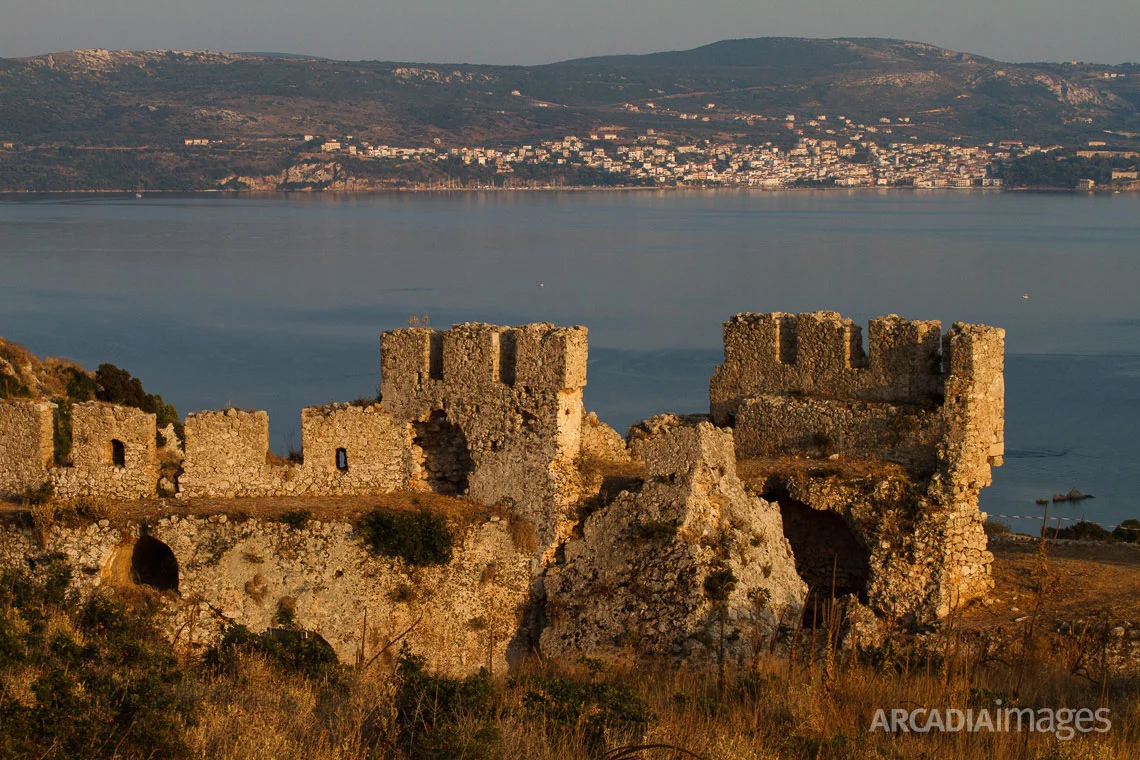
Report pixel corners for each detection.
[1,37,1137,191]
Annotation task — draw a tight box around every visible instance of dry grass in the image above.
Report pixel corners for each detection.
[184,636,1138,760]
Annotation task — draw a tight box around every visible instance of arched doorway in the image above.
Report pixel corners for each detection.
[131,535,179,591]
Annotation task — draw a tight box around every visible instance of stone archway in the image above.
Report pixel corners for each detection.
[130,535,179,591]
[412,410,474,495]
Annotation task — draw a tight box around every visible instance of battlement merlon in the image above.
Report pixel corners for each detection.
[942,322,1006,468]
[711,311,958,422]
[380,323,588,399]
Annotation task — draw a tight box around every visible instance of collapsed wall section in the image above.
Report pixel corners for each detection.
[53,402,157,500]
[381,322,588,552]
[0,400,55,498]
[542,415,805,663]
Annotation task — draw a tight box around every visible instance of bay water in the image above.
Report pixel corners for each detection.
[2,190,1137,533]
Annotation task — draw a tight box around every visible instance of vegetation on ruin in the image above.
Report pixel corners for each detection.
[278,508,313,530]
[357,507,454,566]
[0,561,196,759]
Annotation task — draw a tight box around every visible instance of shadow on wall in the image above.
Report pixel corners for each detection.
[765,482,870,609]
[412,410,473,495]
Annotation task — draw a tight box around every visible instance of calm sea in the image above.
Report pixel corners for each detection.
[2,190,1138,533]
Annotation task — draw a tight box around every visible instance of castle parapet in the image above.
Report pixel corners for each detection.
[180,408,277,499]
[381,322,587,408]
[54,402,157,500]
[711,311,947,424]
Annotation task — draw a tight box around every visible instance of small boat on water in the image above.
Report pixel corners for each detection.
[1035,498,1049,505]
[1053,488,1094,503]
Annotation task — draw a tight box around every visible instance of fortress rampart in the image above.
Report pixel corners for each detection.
[0,313,1007,664]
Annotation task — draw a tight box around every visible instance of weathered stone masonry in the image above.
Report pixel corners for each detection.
[380,323,588,553]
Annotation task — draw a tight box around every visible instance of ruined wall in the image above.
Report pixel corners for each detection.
[179,409,283,498]
[298,404,409,495]
[381,323,588,553]
[53,402,157,500]
[733,395,943,473]
[542,415,805,663]
[0,515,533,678]
[710,312,1005,624]
[0,400,55,498]
[179,405,411,499]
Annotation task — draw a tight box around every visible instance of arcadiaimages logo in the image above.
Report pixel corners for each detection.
[869,700,1111,741]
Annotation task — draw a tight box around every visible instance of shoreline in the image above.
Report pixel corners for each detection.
[2,185,1123,200]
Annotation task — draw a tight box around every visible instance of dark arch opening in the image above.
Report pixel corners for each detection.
[131,535,179,591]
[766,482,870,615]
[110,439,126,467]
[412,410,473,495]
[336,448,348,472]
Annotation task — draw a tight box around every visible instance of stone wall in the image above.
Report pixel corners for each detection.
[542,415,806,663]
[733,395,943,473]
[381,323,588,554]
[179,405,412,499]
[0,515,532,678]
[53,402,157,500]
[0,400,55,498]
[179,409,282,498]
[298,403,409,495]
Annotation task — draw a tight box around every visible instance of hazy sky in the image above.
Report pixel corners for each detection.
[2,0,1137,65]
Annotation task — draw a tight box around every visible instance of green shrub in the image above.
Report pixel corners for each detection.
[357,508,453,566]
[203,623,341,682]
[395,648,500,760]
[1113,519,1140,544]
[1047,521,1113,542]
[0,562,197,759]
[278,509,312,530]
[703,568,738,603]
[62,366,95,401]
[519,673,654,754]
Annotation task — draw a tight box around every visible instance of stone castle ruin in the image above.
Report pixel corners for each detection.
[0,312,1003,673]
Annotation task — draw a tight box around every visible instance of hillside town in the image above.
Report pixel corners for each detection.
[309,130,1012,188]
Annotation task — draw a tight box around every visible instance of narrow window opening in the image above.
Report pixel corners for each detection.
[498,331,517,386]
[428,332,444,380]
[336,448,349,472]
[110,439,126,467]
[777,319,798,365]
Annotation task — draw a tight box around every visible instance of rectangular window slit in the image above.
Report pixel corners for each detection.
[336,448,348,472]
